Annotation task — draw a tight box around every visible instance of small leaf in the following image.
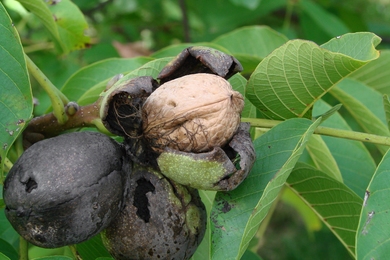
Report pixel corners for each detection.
[0,238,17,260]
[246,32,380,120]
[330,79,390,154]
[356,149,390,259]
[48,0,90,53]
[287,163,363,257]
[17,0,61,43]
[313,100,376,198]
[0,3,33,179]
[210,118,321,259]
[228,74,257,118]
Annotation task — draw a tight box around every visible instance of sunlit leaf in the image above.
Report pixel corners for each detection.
[0,3,33,180]
[210,118,321,260]
[47,0,90,53]
[0,252,11,260]
[356,149,390,259]
[287,163,363,256]
[17,0,61,43]
[313,100,376,198]
[246,32,380,120]
[330,79,390,154]
[281,188,322,232]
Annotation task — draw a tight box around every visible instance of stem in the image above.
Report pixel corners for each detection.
[241,117,390,147]
[23,102,103,148]
[19,237,28,260]
[69,245,82,260]
[25,54,69,124]
[3,157,13,172]
[282,0,294,31]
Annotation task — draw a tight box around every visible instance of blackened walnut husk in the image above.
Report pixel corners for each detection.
[101,164,206,260]
[3,132,130,248]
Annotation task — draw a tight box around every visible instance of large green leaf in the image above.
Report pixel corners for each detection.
[60,57,152,103]
[287,163,363,256]
[210,118,321,260]
[212,26,288,74]
[246,32,380,120]
[0,3,33,178]
[356,149,390,259]
[330,79,390,154]
[313,100,376,198]
[349,50,390,94]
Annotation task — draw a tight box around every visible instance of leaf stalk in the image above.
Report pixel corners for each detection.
[242,117,390,147]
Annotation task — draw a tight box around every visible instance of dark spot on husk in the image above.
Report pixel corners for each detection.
[133,178,155,222]
[25,178,37,193]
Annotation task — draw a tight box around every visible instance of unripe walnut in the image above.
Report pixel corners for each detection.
[142,73,244,153]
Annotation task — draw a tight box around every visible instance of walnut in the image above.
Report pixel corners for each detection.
[142,73,244,153]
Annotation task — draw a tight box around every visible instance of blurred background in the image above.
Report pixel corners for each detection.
[3,0,390,259]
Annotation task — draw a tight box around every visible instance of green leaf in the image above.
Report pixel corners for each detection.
[78,235,112,259]
[281,188,322,232]
[0,3,33,179]
[0,208,19,253]
[48,0,90,53]
[246,32,380,120]
[383,95,390,130]
[330,79,390,154]
[212,26,288,74]
[305,135,342,182]
[31,257,73,260]
[60,57,152,103]
[287,163,363,257]
[0,252,11,260]
[356,149,390,259]
[349,50,390,94]
[210,118,321,260]
[0,238,18,260]
[313,100,376,198]
[228,74,257,118]
[299,0,350,40]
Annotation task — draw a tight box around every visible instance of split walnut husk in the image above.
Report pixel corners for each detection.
[142,73,245,153]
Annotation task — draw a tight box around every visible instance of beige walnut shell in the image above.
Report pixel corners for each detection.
[142,73,244,153]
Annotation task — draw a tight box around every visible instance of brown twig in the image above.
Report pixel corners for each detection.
[23,102,101,149]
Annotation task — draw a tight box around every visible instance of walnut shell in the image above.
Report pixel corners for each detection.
[142,73,244,153]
